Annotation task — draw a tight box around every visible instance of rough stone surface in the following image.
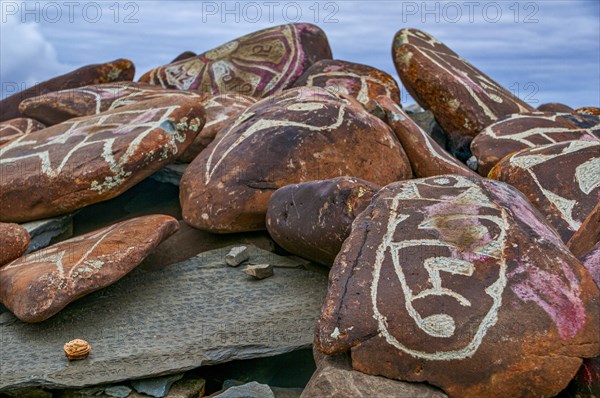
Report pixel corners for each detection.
[181,87,412,233]
[292,59,400,105]
[179,94,257,162]
[392,29,534,151]
[489,140,600,243]
[407,110,448,149]
[0,223,30,266]
[301,353,447,398]
[537,103,573,113]
[165,377,206,398]
[22,214,74,253]
[580,242,600,288]
[226,246,250,267]
[131,374,183,397]
[19,82,202,126]
[471,112,600,176]
[211,382,275,398]
[266,177,380,266]
[0,96,206,223]
[0,118,46,146]
[0,246,328,392]
[244,263,274,279]
[139,23,332,98]
[574,107,600,116]
[316,175,600,398]
[568,202,600,259]
[371,95,478,178]
[0,214,179,322]
[0,59,135,122]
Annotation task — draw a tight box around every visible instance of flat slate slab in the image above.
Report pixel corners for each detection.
[0,246,328,392]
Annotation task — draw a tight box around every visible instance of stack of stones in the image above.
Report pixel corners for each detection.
[0,23,598,398]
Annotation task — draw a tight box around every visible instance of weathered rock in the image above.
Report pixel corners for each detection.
[292,59,400,105]
[0,223,30,266]
[104,385,132,398]
[563,358,600,398]
[407,110,448,149]
[371,95,478,178]
[244,263,274,279]
[471,112,600,176]
[0,96,206,223]
[568,202,600,259]
[181,87,412,233]
[489,140,600,243]
[131,374,183,397]
[316,175,600,398]
[210,382,274,398]
[0,214,179,322]
[574,107,600,116]
[0,246,328,391]
[0,118,46,146]
[22,214,74,253]
[537,103,573,113]
[0,59,135,122]
[580,242,600,288]
[139,23,332,98]
[266,177,380,266]
[392,29,534,152]
[301,353,447,398]
[19,82,201,125]
[165,377,206,398]
[170,51,197,63]
[225,246,250,266]
[178,94,257,162]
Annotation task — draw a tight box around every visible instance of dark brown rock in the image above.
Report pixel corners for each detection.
[371,95,478,178]
[471,112,600,176]
[180,87,412,233]
[537,103,573,113]
[0,96,206,223]
[170,51,197,63]
[139,23,332,98]
[266,177,380,266]
[0,118,46,146]
[0,223,30,266]
[19,82,201,125]
[568,202,600,259]
[0,214,179,322]
[489,140,600,243]
[178,94,257,162]
[392,29,534,151]
[292,59,401,105]
[0,59,134,122]
[316,175,599,398]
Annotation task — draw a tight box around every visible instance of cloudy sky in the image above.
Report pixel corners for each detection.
[1,0,599,107]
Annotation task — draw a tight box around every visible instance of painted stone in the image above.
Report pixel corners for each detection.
[170,50,196,63]
[180,87,412,233]
[568,202,600,259]
[19,82,202,126]
[179,94,257,162]
[489,140,600,243]
[392,29,534,152]
[580,242,600,288]
[471,112,600,176]
[537,103,573,113]
[139,23,332,98]
[292,59,401,105]
[266,177,380,266]
[0,96,206,223]
[370,95,478,178]
[0,214,179,322]
[574,107,600,116]
[0,118,46,146]
[0,59,134,122]
[316,175,600,398]
[0,223,30,266]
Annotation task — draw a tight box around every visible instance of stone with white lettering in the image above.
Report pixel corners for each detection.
[0,118,46,146]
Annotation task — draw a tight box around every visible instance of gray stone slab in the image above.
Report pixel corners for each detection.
[0,246,328,392]
[150,163,188,186]
[21,214,74,253]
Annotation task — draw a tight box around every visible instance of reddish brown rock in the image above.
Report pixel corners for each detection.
[0,223,30,266]
[0,215,178,322]
[316,175,600,398]
[580,242,600,288]
[292,59,400,105]
[0,118,46,146]
[178,94,257,162]
[139,23,332,98]
[19,82,202,126]
[471,112,600,176]
[180,87,412,233]
[0,59,134,122]
[266,177,380,266]
[370,95,478,178]
[0,96,206,223]
[489,140,600,243]
[392,29,534,153]
[537,103,573,113]
[568,202,600,259]
[574,107,600,116]
[170,50,197,63]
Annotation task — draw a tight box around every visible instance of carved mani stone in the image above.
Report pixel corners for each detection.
[19,82,202,126]
[292,59,401,105]
[0,59,135,122]
[316,175,599,398]
[139,23,332,98]
[0,96,206,223]
[489,140,600,243]
[0,118,46,146]
[266,177,380,266]
[180,87,412,233]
